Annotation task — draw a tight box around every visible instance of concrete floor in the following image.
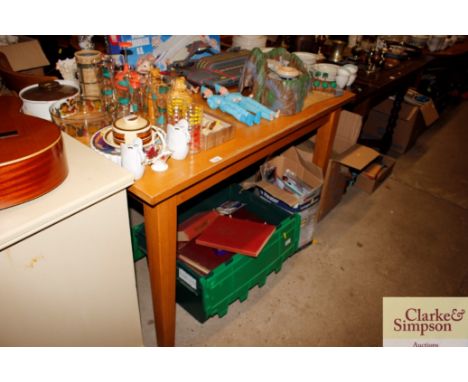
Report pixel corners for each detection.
[133,100,468,346]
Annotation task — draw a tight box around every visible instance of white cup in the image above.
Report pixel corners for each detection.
[343,64,358,74]
[346,73,357,87]
[337,67,351,76]
[336,74,349,89]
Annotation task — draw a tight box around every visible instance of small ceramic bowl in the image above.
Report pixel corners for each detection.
[292,52,319,70]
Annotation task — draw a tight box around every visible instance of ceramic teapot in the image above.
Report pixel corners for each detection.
[167,118,191,160]
[120,138,147,180]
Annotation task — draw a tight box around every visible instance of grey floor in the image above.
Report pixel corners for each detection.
[132,100,468,346]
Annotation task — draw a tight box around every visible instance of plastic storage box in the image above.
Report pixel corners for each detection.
[131,184,300,322]
[131,224,147,262]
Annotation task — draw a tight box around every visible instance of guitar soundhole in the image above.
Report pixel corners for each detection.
[0,130,18,139]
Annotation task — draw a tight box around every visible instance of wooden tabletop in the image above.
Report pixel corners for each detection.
[346,55,433,116]
[424,39,468,57]
[129,90,355,207]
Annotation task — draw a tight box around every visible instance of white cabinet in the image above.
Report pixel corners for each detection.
[0,134,143,346]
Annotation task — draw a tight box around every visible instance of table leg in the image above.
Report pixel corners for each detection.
[380,87,405,153]
[313,109,341,172]
[143,197,177,347]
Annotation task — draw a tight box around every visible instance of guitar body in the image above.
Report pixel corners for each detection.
[0,96,68,209]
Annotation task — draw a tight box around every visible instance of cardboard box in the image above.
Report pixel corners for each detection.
[297,110,393,221]
[297,111,361,220]
[107,35,220,70]
[242,147,323,248]
[330,144,395,195]
[329,109,363,154]
[419,100,439,127]
[354,155,396,194]
[361,97,439,155]
[107,35,154,67]
[373,94,439,126]
[0,36,49,72]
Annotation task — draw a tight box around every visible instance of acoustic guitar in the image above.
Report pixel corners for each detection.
[0,96,68,209]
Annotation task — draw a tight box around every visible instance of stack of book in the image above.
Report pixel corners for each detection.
[176,205,276,275]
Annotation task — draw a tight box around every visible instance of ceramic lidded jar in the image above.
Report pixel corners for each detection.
[112,114,152,145]
[20,80,79,121]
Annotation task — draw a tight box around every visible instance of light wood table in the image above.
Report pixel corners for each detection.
[128,91,355,346]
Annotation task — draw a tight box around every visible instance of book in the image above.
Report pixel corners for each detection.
[229,206,265,223]
[195,215,276,257]
[177,210,219,242]
[177,240,234,275]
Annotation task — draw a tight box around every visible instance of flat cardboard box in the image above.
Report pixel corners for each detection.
[334,144,381,171]
[361,97,439,155]
[0,36,49,72]
[243,147,323,248]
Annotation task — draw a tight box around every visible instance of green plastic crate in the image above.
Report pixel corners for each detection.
[131,224,147,262]
[131,184,301,322]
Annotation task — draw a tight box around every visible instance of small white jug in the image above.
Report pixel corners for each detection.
[167,119,191,160]
[120,138,146,180]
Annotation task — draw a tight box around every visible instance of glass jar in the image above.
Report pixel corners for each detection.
[147,68,168,126]
[166,76,192,125]
[75,49,103,100]
[187,104,202,154]
[101,55,115,110]
[166,98,188,126]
